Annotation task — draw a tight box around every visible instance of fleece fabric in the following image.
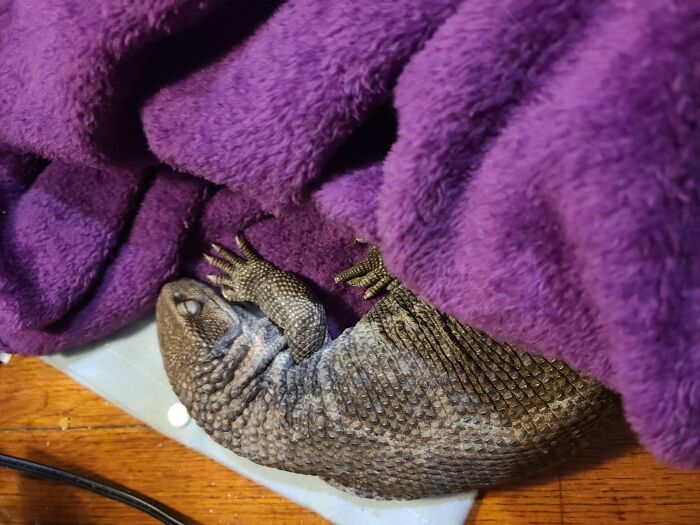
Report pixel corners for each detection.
[0,0,698,468]
[142,0,461,212]
[0,0,223,168]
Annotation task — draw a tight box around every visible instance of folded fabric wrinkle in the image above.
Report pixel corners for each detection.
[141,0,462,212]
[0,168,205,354]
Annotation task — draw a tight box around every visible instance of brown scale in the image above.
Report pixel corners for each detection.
[156,236,615,500]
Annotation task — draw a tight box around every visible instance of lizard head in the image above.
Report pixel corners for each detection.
[156,279,249,398]
[157,278,237,351]
[156,278,288,424]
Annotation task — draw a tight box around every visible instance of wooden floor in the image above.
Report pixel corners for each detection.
[0,357,699,524]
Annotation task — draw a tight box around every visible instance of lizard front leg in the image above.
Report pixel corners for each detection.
[205,234,328,362]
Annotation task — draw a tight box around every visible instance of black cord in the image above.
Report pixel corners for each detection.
[0,452,187,525]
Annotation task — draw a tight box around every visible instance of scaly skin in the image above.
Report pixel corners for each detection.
[156,236,614,500]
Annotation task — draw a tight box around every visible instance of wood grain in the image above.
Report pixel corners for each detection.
[1,356,699,524]
[0,356,327,525]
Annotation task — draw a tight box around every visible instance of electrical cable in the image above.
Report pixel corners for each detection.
[0,452,187,525]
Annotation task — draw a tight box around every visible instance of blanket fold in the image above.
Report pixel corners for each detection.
[0,159,145,330]
[0,166,207,353]
[0,0,223,168]
[0,0,697,468]
[141,0,460,212]
[378,0,700,467]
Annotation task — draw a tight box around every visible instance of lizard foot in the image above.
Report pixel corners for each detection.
[203,233,264,303]
[335,246,399,299]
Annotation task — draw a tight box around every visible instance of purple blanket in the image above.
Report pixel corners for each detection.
[0,0,698,468]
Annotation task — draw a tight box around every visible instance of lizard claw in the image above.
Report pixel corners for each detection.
[211,242,244,265]
[204,235,272,304]
[205,238,250,303]
[335,247,381,282]
[204,253,238,274]
[363,274,396,299]
[235,233,261,261]
[336,246,400,299]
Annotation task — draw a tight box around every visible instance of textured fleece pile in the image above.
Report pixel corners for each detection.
[0,0,698,468]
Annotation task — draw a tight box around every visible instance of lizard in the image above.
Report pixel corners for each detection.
[156,235,614,500]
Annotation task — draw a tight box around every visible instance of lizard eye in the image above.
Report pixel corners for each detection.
[176,299,202,316]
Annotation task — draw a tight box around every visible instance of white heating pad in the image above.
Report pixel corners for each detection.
[43,316,475,525]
